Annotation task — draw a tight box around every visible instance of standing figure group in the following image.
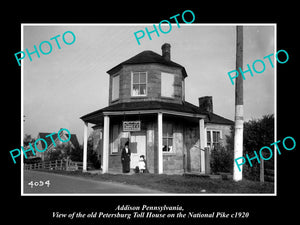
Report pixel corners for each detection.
[121,141,147,173]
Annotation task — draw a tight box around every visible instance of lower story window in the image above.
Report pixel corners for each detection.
[163,137,173,152]
[163,122,173,153]
[207,130,221,149]
[111,124,119,154]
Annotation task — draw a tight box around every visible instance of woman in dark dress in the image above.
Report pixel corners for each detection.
[121,141,131,173]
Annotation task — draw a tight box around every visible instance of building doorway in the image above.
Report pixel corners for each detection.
[130,132,146,169]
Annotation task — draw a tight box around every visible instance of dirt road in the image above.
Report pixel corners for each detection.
[23,170,163,194]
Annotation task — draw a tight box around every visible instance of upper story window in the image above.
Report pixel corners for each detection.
[132,72,147,97]
[112,75,120,101]
[161,72,174,98]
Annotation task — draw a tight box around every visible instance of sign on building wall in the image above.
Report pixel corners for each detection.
[123,121,141,132]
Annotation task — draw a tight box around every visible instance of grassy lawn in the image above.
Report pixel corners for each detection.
[35,169,274,194]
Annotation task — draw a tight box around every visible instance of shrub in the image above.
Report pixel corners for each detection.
[88,148,101,169]
[210,145,233,174]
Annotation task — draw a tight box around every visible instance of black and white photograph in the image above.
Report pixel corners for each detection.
[4,5,298,225]
[21,24,275,195]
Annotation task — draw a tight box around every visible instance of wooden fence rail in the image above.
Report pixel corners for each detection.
[259,156,274,182]
[24,159,93,171]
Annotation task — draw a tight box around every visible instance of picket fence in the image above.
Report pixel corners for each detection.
[24,159,92,171]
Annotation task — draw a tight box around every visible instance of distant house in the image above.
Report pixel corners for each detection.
[35,129,80,161]
[80,43,233,174]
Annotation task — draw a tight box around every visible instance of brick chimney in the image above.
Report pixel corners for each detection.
[199,96,213,113]
[161,43,171,61]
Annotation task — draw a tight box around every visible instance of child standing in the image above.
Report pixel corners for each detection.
[138,155,146,173]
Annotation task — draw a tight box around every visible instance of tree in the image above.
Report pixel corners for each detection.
[23,134,35,147]
[23,134,37,161]
[68,139,100,169]
[86,137,100,169]
[46,137,101,169]
[227,114,274,181]
[243,114,274,181]
[69,144,83,162]
[47,143,72,161]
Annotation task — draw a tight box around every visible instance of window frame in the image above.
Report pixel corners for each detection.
[111,74,120,101]
[161,72,175,98]
[206,130,222,149]
[111,124,120,154]
[131,72,148,97]
[162,122,174,154]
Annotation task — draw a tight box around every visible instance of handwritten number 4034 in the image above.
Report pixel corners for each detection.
[28,180,50,188]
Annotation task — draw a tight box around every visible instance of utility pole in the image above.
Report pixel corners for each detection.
[233,26,244,182]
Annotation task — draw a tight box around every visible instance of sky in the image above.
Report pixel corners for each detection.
[23,24,275,144]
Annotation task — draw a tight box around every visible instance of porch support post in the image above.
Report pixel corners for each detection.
[199,118,206,173]
[158,112,163,174]
[83,121,88,172]
[102,115,110,173]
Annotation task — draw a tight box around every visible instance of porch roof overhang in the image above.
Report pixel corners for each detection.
[80,100,208,125]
